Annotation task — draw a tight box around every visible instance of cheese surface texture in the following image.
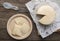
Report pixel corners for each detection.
[12,17,30,37]
[12,24,23,37]
[36,5,56,25]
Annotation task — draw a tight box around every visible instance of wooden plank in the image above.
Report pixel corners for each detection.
[0,0,60,41]
[0,0,42,40]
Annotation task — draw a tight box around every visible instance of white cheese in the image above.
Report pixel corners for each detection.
[36,5,56,25]
[12,24,23,37]
[12,17,30,37]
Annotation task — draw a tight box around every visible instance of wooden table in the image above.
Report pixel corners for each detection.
[0,0,60,41]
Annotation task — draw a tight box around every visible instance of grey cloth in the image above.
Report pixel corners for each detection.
[26,0,60,38]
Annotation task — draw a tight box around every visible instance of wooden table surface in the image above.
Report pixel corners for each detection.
[0,0,60,41]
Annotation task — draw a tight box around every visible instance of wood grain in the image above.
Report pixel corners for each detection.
[0,0,60,41]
